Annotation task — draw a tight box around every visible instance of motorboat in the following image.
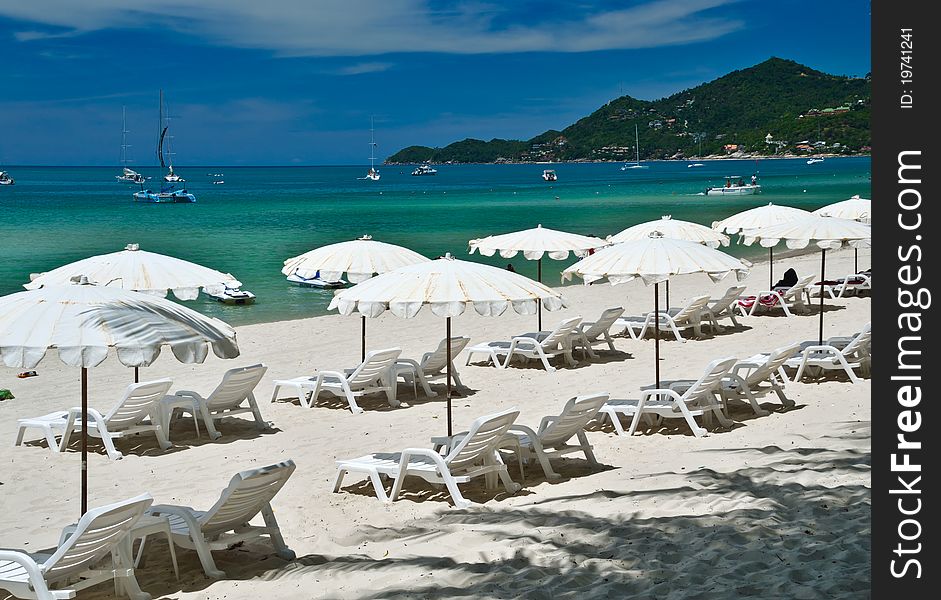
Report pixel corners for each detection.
[209,286,256,305]
[542,169,558,181]
[0,171,14,186]
[163,165,185,183]
[212,180,224,185]
[687,163,705,168]
[807,158,825,164]
[133,185,196,203]
[286,272,347,288]
[411,164,438,176]
[705,175,761,196]
[116,168,147,184]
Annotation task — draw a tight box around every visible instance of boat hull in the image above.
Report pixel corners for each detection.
[286,274,346,288]
[133,190,197,203]
[705,185,761,196]
[210,292,256,305]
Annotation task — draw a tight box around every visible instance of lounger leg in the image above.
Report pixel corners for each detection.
[439,473,472,509]
[260,503,296,560]
[196,402,223,440]
[535,347,557,373]
[113,540,152,600]
[153,424,172,451]
[269,384,283,404]
[576,430,598,465]
[529,438,561,480]
[13,423,26,447]
[772,382,795,409]
[450,364,464,388]
[602,409,627,436]
[188,529,226,579]
[627,398,648,436]
[247,393,269,430]
[793,354,810,382]
[87,413,123,460]
[496,464,522,494]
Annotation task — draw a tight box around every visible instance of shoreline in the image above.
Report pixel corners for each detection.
[385,154,871,166]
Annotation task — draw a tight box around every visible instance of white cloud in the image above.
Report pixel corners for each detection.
[334,62,394,75]
[4,0,744,56]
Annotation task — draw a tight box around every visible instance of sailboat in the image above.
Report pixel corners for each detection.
[360,117,381,181]
[115,106,147,184]
[157,91,185,183]
[621,124,649,170]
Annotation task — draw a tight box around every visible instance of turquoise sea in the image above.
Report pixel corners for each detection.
[0,157,870,326]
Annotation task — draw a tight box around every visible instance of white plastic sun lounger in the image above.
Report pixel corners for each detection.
[148,460,296,579]
[720,342,801,416]
[598,357,737,438]
[505,393,609,480]
[737,274,815,317]
[616,295,712,342]
[333,408,522,508]
[571,308,624,358]
[0,494,153,600]
[464,317,582,372]
[395,337,470,397]
[700,285,747,331]
[270,348,401,414]
[15,379,173,460]
[815,273,872,299]
[785,322,872,384]
[163,364,269,440]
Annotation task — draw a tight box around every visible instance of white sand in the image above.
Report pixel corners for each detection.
[0,248,871,599]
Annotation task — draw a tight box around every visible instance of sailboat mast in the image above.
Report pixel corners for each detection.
[369,116,377,169]
[120,106,128,167]
[635,124,640,164]
[157,90,166,168]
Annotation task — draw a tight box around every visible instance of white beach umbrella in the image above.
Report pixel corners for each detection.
[712,203,812,288]
[329,253,567,434]
[562,232,750,387]
[813,195,872,272]
[610,215,731,307]
[282,235,430,360]
[468,224,608,330]
[0,281,239,516]
[742,215,871,345]
[25,243,240,300]
[610,215,730,248]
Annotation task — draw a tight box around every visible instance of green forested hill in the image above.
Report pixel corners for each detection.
[387,58,870,163]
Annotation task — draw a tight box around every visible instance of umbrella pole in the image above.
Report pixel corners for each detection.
[134,366,139,384]
[818,249,826,345]
[854,248,858,274]
[81,367,88,517]
[665,280,670,309]
[361,315,366,362]
[446,317,453,437]
[654,283,660,388]
[537,258,543,331]
[769,247,774,290]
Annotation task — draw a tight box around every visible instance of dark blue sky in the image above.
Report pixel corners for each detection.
[0,1,870,166]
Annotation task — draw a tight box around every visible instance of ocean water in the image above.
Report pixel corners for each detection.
[0,157,870,325]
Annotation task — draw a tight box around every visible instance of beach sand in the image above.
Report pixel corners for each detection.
[0,247,871,599]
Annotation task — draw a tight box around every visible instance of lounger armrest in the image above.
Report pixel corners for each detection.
[800,345,840,356]
[535,416,561,435]
[65,406,106,423]
[148,504,204,530]
[639,388,684,403]
[314,370,347,381]
[172,390,206,401]
[509,423,542,440]
[0,550,44,582]
[398,447,451,471]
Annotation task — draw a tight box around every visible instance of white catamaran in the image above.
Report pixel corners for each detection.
[621,124,649,170]
[115,106,147,184]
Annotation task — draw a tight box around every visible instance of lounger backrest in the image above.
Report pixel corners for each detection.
[709,286,747,311]
[206,364,268,409]
[672,295,711,324]
[421,337,471,374]
[841,322,872,358]
[348,348,402,386]
[538,393,609,446]
[42,494,153,583]
[682,357,738,402]
[103,379,173,431]
[746,343,801,385]
[199,460,296,533]
[581,308,624,340]
[785,275,816,297]
[445,408,520,472]
[540,317,583,349]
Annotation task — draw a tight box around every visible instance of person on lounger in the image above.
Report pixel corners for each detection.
[772,268,798,291]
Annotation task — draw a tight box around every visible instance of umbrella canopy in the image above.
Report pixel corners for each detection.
[468,224,609,260]
[712,203,812,288]
[24,244,240,301]
[329,253,567,434]
[0,282,239,516]
[563,232,750,388]
[812,195,872,223]
[712,203,812,235]
[609,215,730,248]
[742,215,871,345]
[282,235,429,283]
[468,224,607,329]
